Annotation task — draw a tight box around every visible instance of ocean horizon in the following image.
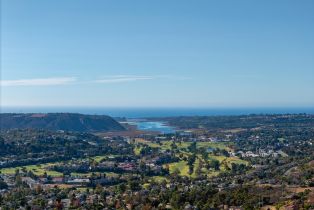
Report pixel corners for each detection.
[1,107,314,118]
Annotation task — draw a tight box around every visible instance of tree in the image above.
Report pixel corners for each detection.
[210,160,220,171]
[15,175,22,186]
[171,141,177,150]
[95,184,103,194]
[188,142,197,153]
[117,183,126,193]
[187,154,196,166]
[200,147,208,160]
[195,163,202,177]
[189,164,194,175]
[129,180,141,191]
[0,180,8,189]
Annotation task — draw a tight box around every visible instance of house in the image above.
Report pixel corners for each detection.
[178,131,193,137]
[52,177,64,184]
[38,177,48,183]
[118,162,136,171]
[67,178,90,185]
[91,177,110,185]
[242,151,259,157]
[61,199,71,209]
[21,177,39,189]
[228,151,236,157]
[207,147,214,152]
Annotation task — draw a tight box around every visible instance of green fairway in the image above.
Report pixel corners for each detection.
[134,146,142,155]
[163,153,247,178]
[0,163,62,177]
[91,155,107,162]
[133,138,231,151]
[151,176,168,183]
[166,161,190,176]
[0,140,245,180]
[134,139,246,178]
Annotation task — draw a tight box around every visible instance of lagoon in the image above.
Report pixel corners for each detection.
[128,120,175,134]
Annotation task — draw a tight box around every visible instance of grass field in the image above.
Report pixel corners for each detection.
[0,153,122,178]
[0,163,62,177]
[134,138,246,178]
[151,176,168,183]
[166,160,190,176]
[0,164,120,178]
[133,138,232,155]
[134,138,231,150]
[91,156,107,162]
[0,139,244,180]
[134,146,142,155]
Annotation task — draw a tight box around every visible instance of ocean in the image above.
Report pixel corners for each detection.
[1,107,314,118]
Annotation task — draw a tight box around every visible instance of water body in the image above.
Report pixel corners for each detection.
[127,120,175,134]
[1,107,314,118]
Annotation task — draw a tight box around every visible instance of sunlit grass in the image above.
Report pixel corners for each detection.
[0,163,62,177]
[166,161,190,176]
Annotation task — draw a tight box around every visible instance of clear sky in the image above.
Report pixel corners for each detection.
[1,0,314,107]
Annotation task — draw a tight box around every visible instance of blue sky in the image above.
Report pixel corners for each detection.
[1,0,314,107]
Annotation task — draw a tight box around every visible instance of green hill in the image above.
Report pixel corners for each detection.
[0,113,125,132]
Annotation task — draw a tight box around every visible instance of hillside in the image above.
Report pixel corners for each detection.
[0,113,125,132]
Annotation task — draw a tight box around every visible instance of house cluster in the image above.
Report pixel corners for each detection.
[0,171,121,194]
[237,149,287,158]
[21,175,91,189]
[117,162,136,171]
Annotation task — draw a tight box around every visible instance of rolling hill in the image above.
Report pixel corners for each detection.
[0,113,125,132]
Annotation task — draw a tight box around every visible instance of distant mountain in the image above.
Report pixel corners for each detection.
[0,113,126,132]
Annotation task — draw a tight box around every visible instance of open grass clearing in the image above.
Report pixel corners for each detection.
[166,161,190,176]
[0,163,62,177]
[133,139,231,151]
